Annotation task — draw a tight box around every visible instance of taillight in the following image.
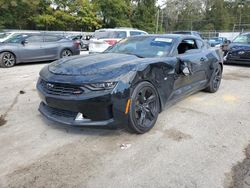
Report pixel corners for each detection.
[74,40,81,48]
[104,40,117,46]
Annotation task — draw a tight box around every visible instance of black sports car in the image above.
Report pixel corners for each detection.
[224,33,250,64]
[37,34,223,134]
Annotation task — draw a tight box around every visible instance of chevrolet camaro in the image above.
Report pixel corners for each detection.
[37,34,223,134]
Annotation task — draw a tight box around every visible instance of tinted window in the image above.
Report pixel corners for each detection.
[5,34,29,43]
[26,35,43,42]
[177,39,198,54]
[106,36,174,58]
[44,35,61,42]
[94,30,127,39]
[130,31,146,36]
[0,33,10,39]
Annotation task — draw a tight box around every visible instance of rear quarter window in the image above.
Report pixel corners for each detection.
[44,35,61,42]
[130,31,146,36]
[26,35,44,42]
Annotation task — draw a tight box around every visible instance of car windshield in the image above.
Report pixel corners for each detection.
[209,38,222,42]
[233,34,250,44]
[94,30,127,39]
[106,36,174,58]
[5,34,28,43]
[0,33,10,39]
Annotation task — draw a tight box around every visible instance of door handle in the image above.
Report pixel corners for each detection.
[200,57,206,62]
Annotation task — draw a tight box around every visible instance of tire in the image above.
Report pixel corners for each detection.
[127,81,160,134]
[60,49,72,58]
[204,64,222,93]
[0,52,16,68]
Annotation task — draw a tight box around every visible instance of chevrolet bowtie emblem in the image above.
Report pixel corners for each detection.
[47,83,54,88]
[238,51,245,55]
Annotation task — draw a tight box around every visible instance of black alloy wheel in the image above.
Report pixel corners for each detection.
[128,81,160,134]
[205,65,222,93]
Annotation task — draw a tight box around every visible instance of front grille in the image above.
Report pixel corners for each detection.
[44,104,77,118]
[40,79,84,96]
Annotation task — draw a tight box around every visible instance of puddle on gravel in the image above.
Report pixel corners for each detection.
[163,128,192,142]
[225,144,250,188]
[0,115,7,126]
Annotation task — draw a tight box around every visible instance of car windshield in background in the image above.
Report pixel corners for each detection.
[106,36,174,58]
[5,34,28,43]
[209,38,223,42]
[233,34,250,44]
[0,33,10,39]
[94,31,126,39]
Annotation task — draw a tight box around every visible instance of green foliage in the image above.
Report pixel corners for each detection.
[0,0,249,32]
[131,0,157,33]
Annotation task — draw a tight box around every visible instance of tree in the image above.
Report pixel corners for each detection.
[93,0,132,28]
[131,0,157,33]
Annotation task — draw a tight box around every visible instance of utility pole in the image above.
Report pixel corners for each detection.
[238,0,244,32]
[155,9,159,34]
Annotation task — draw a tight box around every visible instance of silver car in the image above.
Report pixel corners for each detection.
[0,33,81,68]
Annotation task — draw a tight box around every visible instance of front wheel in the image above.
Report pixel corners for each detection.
[204,64,222,93]
[128,81,160,134]
[0,52,16,68]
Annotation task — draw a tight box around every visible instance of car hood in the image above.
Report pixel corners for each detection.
[48,53,140,76]
[228,43,250,51]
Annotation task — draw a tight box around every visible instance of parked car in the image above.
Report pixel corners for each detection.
[207,37,228,47]
[0,31,40,42]
[173,31,202,38]
[0,33,80,68]
[224,33,250,65]
[89,28,148,53]
[37,34,223,134]
[67,34,90,51]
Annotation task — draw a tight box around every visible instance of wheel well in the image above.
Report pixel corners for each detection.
[132,80,163,113]
[1,51,16,58]
[61,48,72,53]
[219,62,223,72]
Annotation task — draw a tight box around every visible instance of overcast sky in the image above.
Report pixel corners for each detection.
[156,0,165,6]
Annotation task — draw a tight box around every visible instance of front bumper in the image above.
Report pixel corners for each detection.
[224,57,250,65]
[37,78,130,127]
[39,102,115,126]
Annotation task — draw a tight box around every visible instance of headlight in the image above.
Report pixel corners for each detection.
[85,82,117,91]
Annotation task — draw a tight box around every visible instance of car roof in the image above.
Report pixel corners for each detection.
[241,32,250,35]
[96,28,147,33]
[131,34,201,40]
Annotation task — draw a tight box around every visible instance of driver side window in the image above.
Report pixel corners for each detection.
[177,39,198,54]
[26,35,44,43]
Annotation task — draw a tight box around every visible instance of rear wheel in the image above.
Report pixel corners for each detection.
[61,49,72,58]
[128,81,160,134]
[0,52,16,68]
[204,65,222,93]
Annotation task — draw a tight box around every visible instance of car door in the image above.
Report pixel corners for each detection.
[172,38,208,98]
[42,35,61,60]
[20,35,45,62]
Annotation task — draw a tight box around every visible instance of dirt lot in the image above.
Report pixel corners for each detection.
[0,60,249,188]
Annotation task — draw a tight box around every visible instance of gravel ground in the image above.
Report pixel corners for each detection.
[0,59,249,188]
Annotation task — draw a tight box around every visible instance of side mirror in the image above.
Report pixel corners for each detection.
[21,40,28,45]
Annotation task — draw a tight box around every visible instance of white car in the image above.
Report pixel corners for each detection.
[0,31,40,42]
[89,28,148,53]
